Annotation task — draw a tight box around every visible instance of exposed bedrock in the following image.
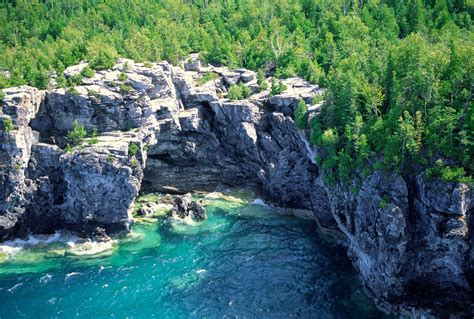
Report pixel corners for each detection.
[326,171,473,317]
[0,58,472,317]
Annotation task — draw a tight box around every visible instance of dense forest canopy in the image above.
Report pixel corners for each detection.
[0,0,473,183]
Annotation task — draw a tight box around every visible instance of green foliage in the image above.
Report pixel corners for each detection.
[294,100,308,129]
[56,75,67,88]
[64,144,73,153]
[227,83,252,101]
[80,66,95,78]
[120,84,132,93]
[128,143,139,157]
[270,80,287,96]
[105,155,115,164]
[0,91,5,102]
[227,85,243,100]
[87,128,99,144]
[87,138,99,145]
[2,117,13,133]
[0,0,471,183]
[130,158,139,167]
[88,45,117,70]
[426,159,472,183]
[67,87,79,95]
[257,70,268,91]
[67,120,87,146]
[87,90,98,97]
[68,74,83,86]
[197,72,218,86]
[379,195,389,209]
[242,85,252,98]
[118,72,128,82]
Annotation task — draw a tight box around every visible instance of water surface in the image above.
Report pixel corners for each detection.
[0,193,388,318]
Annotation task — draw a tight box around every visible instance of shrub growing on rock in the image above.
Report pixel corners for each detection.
[118,72,128,81]
[228,83,252,100]
[425,159,472,183]
[128,143,139,157]
[227,84,243,100]
[67,120,87,146]
[294,100,308,129]
[2,117,14,133]
[257,70,268,91]
[105,155,115,163]
[87,128,99,144]
[80,67,95,78]
[270,79,287,96]
[64,144,73,153]
[56,75,67,88]
[67,87,79,95]
[68,74,83,86]
[197,72,218,86]
[242,85,252,98]
[89,48,116,71]
[120,84,132,93]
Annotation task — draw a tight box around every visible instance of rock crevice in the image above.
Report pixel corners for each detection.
[0,58,472,317]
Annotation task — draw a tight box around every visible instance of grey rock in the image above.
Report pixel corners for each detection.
[64,61,88,78]
[172,194,206,221]
[267,78,321,116]
[183,53,201,72]
[240,71,255,83]
[189,201,206,221]
[138,204,154,217]
[1,58,471,317]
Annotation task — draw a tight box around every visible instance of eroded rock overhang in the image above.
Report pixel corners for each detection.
[0,58,323,239]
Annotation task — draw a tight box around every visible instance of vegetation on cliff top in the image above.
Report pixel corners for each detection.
[0,0,472,182]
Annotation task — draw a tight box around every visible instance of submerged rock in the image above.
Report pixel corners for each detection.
[188,201,206,221]
[172,194,206,221]
[137,204,154,217]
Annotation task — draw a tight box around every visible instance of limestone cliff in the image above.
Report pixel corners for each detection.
[0,57,472,317]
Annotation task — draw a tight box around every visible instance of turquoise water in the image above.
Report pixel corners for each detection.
[0,193,388,318]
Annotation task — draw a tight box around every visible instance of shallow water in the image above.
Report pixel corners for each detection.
[0,193,389,318]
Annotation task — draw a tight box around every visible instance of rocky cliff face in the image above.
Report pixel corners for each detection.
[326,171,473,317]
[0,57,472,317]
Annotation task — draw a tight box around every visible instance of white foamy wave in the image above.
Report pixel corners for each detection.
[67,240,116,256]
[169,213,198,226]
[39,274,52,284]
[98,265,111,273]
[65,272,81,280]
[204,192,223,199]
[0,232,67,258]
[2,232,64,248]
[252,198,268,207]
[7,283,23,292]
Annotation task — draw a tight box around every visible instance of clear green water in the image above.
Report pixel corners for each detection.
[0,193,388,318]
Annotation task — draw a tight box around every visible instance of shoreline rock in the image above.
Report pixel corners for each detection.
[172,194,207,221]
[0,57,472,317]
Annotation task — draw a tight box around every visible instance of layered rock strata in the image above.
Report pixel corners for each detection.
[0,58,471,317]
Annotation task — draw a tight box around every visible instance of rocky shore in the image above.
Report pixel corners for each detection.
[0,56,472,317]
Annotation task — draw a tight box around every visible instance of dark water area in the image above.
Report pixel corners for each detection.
[0,194,390,318]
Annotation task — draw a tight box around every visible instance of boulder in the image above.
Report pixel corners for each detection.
[172,194,207,221]
[240,71,255,83]
[138,204,155,217]
[189,201,206,221]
